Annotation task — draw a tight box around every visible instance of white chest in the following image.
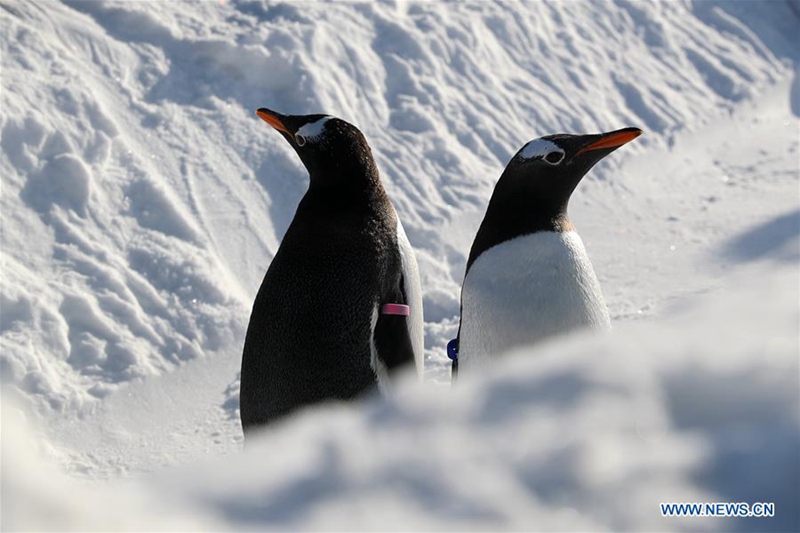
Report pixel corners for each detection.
[460,231,610,368]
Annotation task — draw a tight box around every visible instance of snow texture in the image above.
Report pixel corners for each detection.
[1,0,799,531]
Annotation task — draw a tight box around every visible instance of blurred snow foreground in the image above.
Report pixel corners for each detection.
[1,0,800,531]
[4,258,799,531]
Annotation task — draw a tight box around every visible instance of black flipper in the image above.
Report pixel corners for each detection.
[373,282,415,376]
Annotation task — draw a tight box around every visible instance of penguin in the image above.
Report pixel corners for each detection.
[453,127,642,372]
[240,109,424,435]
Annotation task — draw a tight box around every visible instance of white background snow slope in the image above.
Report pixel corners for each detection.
[1,0,798,531]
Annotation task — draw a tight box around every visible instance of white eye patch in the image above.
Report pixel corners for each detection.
[295,117,331,145]
[518,138,564,164]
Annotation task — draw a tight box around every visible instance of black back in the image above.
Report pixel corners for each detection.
[240,111,415,434]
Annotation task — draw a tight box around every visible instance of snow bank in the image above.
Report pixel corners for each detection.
[4,258,797,531]
[1,1,798,530]
[2,1,798,417]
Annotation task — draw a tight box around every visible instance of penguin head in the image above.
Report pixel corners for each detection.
[256,108,378,189]
[503,127,643,215]
[466,127,642,270]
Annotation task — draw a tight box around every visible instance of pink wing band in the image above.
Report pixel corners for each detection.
[381,303,410,316]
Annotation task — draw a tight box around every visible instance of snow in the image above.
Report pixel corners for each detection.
[1,0,798,531]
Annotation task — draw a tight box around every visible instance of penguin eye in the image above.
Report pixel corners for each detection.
[544,151,564,165]
[295,134,307,147]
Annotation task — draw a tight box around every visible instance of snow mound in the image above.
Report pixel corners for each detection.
[4,259,798,532]
[1,2,799,529]
[2,1,798,416]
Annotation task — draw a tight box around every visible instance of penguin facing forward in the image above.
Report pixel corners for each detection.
[453,127,642,372]
[240,109,423,436]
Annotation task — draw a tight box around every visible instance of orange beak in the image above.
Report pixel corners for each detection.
[256,108,292,136]
[577,128,642,155]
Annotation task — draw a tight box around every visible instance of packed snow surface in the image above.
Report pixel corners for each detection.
[1,0,798,531]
